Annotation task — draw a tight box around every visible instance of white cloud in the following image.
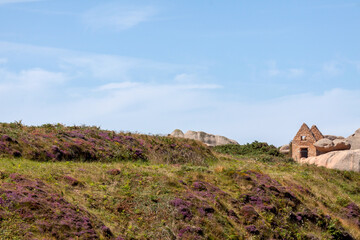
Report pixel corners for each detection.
[176,84,222,90]
[322,61,341,76]
[288,68,304,77]
[0,58,7,64]
[0,68,67,92]
[96,81,221,93]
[174,73,198,83]
[43,88,360,147]
[97,82,140,91]
[3,71,357,147]
[82,4,157,31]
[173,73,222,89]
[0,42,359,146]
[0,42,198,83]
[267,61,304,78]
[61,55,137,81]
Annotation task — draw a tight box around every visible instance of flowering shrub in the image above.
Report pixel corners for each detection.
[0,173,111,239]
[0,122,215,165]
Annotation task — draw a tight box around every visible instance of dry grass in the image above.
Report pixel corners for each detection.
[0,123,359,239]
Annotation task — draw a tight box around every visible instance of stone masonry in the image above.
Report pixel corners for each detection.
[292,123,324,161]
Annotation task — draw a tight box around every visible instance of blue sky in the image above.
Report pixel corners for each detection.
[0,0,359,145]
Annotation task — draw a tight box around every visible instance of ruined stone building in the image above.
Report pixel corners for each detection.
[292,123,324,161]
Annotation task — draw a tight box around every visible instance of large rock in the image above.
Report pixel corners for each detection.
[171,129,239,147]
[299,150,360,172]
[324,135,345,141]
[333,139,351,150]
[170,129,184,138]
[314,138,333,151]
[279,144,290,154]
[347,128,360,150]
[314,138,351,153]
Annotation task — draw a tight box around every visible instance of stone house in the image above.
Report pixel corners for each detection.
[292,123,324,161]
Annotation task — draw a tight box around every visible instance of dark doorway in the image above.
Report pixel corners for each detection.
[300,148,308,158]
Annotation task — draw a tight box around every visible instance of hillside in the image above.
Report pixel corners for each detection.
[0,123,360,239]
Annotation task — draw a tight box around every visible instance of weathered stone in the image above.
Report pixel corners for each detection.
[184,130,239,146]
[170,129,184,138]
[292,123,324,161]
[311,125,324,142]
[347,128,360,150]
[279,144,290,154]
[299,150,360,172]
[314,138,351,153]
[324,135,345,141]
[170,129,238,146]
[333,139,351,151]
[314,138,333,151]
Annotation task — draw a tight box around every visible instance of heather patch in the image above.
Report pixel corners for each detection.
[245,225,259,235]
[167,172,356,239]
[224,169,353,239]
[344,202,360,228]
[107,169,121,175]
[0,173,112,239]
[169,180,238,239]
[0,122,359,239]
[178,226,204,239]
[0,122,216,165]
[63,175,83,187]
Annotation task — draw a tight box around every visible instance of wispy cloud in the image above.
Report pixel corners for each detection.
[97,82,140,91]
[96,81,221,92]
[0,68,67,92]
[174,73,198,83]
[0,58,7,64]
[267,61,304,78]
[1,41,359,146]
[19,86,357,146]
[322,61,342,76]
[173,73,221,89]
[288,68,304,77]
[82,4,157,31]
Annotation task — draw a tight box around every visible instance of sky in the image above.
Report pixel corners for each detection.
[0,0,359,146]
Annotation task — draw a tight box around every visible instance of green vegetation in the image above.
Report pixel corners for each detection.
[0,123,359,239]
[213,141,283,157]
[0,122,215,165]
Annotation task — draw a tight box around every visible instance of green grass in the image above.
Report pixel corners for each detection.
[0,123,359,239]
[0,155,359,239]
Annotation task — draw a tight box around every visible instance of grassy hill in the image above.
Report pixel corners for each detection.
[0,123,360,239]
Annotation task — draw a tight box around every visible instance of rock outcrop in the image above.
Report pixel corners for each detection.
[171,129,185,138]
[170,129,239,147]
[347,128,360,150]
[279,144,290,154]
[324,135,345,141]
[314,138,351,153]
[299,150,360,172]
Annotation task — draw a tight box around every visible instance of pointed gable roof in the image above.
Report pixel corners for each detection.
[293,123,317,142]
[310,125,324,141]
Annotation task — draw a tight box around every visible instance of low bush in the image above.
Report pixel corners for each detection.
[213,141,283,157]
[0,122,216,165]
